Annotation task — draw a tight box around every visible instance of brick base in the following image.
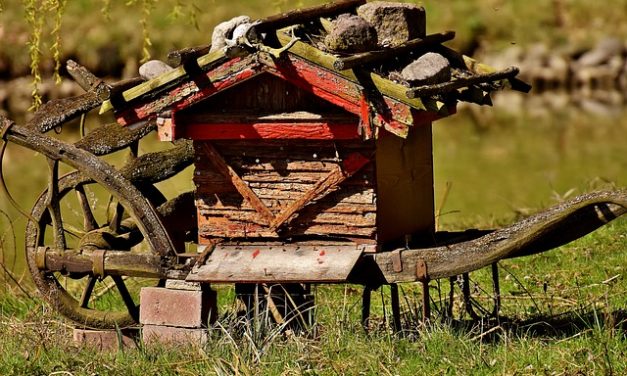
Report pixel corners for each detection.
[142,325,208,346]
[73,328,139,351]
[140,285,217,328]
[139,283,216,347]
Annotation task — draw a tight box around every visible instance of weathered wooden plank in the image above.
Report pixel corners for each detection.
[198,221,376,239]
[269,152,370,229]
[186,243,367,283]
[406,67,520,99]
[198,208,376,227]
[196,186,376,205]
[274,31,426,111]
[195,178,375,195]
[100,48,230,114]
[251,0,366,34]
[211,139,374,150]
[259,52,414,137]
[194,143,375,164]
[197,201,377,215]
[177,111,357,123]
[114,55,262,125]
[175,74,351,118]
[195,169,375,185]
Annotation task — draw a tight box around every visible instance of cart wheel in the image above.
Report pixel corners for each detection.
[11,72,195,327]
[25,171,168,328]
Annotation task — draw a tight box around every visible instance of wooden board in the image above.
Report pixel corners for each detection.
[194,140,377,241]
[185,244,369,283]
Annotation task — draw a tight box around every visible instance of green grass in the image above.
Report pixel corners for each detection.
[0,107,625,374]
[1,1,626,373]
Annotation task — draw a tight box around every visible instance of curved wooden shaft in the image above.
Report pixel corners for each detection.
[364,189,626,284]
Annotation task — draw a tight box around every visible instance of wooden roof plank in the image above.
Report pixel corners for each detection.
[275,30,427,111]
[100,49,229,114]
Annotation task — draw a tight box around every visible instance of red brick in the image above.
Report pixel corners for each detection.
[139,286,217,328]
[73,328,138,351]
[142,325,208,346]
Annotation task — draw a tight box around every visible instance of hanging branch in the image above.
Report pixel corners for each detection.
[24,0,44,110]
[50,0,67,84]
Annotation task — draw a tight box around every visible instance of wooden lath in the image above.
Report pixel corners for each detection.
[269,152,370,230]
[201,143,275,226]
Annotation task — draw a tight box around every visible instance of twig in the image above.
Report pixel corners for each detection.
[470,325,502,341]
[0,260,35,302]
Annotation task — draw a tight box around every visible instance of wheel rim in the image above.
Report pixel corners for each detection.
[25,171,166,329]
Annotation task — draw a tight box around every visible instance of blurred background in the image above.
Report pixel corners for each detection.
[0,0,626,276]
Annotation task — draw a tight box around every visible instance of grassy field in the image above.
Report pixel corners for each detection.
[0,107,625,375]
[1,1,626,375]
[0,219,625,375]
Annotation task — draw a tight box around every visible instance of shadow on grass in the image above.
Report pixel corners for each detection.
[437,309,627,343]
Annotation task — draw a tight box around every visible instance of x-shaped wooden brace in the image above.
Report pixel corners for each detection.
[201,143,371,233]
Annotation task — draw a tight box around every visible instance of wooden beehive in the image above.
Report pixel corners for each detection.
[171,72,435,248]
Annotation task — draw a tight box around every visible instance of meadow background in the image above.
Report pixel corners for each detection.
[0,1,626,374]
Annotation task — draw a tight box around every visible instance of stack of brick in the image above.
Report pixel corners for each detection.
[140,281,217,346]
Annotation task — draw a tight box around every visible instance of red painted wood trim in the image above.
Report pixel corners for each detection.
[179,122,360,140]
[261,54,415,137]
[115,56,263,125]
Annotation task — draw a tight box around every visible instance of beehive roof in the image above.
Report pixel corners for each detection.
[100,0,528,138]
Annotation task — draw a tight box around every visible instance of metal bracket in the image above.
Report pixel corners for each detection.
[416,258,429,282]
[91,249,107,279]
[391,250,403,273]
[35,246,49,270]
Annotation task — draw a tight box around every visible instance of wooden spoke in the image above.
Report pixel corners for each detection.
[109,200,124,233]
[112,276,139,321]
[79,276,97,308]
[75,185,99,232]
[45,159,66,250]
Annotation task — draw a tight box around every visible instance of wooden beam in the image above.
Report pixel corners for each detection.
[406,66,520,98]
[252,0,366,34]
[114,55,263,125]
[333,31,456,71]
[200,143,276,226]
[274,31,426,111]
[100,48,230,114]
[186,243,369,283]
[259,52,415,137]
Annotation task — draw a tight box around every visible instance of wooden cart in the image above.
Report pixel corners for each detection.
[1,0,624,329]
